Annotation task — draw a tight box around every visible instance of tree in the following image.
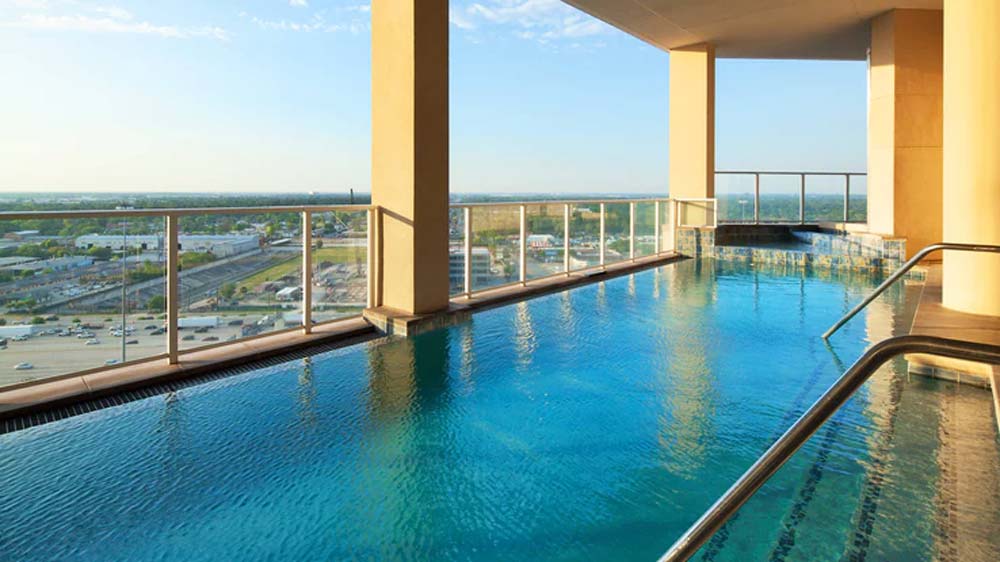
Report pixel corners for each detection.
[146,295,166,312]
[219,283,236,300]
[31,316,45,325]
[87,246,113,260]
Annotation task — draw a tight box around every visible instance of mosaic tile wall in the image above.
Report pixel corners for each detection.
[676,226,922,278]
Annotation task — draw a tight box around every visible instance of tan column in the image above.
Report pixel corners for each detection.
[669,43,715,226]
[942,0,1000,315]
[371,0,450,315]
[867,9,943,259]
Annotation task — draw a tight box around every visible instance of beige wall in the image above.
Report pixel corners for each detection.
[867,9,943,259]
[669,43,715,209]
[942,0,1000,316]
[371,0,450,315]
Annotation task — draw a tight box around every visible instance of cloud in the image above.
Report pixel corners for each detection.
[451,0,609,44]
[0,1,229,40]
[288,0,308,7]
[241,11,367,35]
[0,13,229,40]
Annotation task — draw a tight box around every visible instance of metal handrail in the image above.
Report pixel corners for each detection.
[660,335,1000,562]
[823,242,1000,339]
[715,170,867,224]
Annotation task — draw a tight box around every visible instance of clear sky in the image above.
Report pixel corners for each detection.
[0,0,868,194]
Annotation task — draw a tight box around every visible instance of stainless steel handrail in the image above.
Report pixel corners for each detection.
[823,242,1000,339]
[660,335,1000,562]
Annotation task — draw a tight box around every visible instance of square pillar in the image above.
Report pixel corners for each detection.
[371,0,450,315]
[867,9,943,258]
[669,43,715,225]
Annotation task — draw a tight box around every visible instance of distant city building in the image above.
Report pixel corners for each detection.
[75,234,260,258]
[275,286,302,301]
[449,247,491,287]
[527,234,557,248]
[1,256,93,273]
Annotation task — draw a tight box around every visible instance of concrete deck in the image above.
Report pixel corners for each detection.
[1,252,685,422]
[907,265,1000,430]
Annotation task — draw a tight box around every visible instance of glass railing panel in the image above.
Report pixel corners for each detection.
[758,175,801,222]
[0,216,166,387]
[310,210,368,324]
[634,202,657,257]
[849,175,867,222]
[525,204,565,281]
[449,207,466,296]
[177,212,300,351]
[804,175,847,222]
[470,205,520,291]
[715,174,756,223]
[568,203,602,269]
[603,202,630,264]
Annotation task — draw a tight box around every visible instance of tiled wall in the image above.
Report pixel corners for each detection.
[676,226,921,278]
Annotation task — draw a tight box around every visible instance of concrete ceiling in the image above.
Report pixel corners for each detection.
[562,0,942,60]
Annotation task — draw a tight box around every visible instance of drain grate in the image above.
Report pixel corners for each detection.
[1,332,379,436]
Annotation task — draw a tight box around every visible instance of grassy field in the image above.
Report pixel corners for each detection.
[237,246,366,292]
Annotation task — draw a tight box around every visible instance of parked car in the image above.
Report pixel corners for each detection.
[150,328,166,336]
[202,336,219,342]
[228,319,245,326]
[194,327,210,334]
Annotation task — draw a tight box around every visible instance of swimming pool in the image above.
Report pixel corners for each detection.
[2,260,998,561]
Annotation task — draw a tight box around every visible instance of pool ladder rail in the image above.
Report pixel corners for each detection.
[823,242,1000,339]
[658,334,1000,562]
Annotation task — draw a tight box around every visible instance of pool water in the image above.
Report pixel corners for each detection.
[2,260,998,561]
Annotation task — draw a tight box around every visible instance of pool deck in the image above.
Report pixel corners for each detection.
[907,265,1000,429]
[0,251,683,423]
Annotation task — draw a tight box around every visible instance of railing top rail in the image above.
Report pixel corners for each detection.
[0,204,374,221]
[716,171,867,176]
[823,242,1000,339]
[451,197,671,209]
[659,334,1000,562]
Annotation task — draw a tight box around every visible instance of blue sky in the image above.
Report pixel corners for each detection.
[0,0,868,194]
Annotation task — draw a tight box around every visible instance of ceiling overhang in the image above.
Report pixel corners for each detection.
[562,0,943,60]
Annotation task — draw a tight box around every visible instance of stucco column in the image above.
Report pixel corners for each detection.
[668,43,715,225]
[867,10,943,259]
[942,0,1000,316]
[371,0,450,315]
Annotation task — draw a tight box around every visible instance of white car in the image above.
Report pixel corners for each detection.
[85,339,101,346]
[13,362,34,371]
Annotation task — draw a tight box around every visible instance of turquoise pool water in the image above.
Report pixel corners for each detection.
[2,260,998,561]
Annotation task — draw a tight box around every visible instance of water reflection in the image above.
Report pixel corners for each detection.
[366,331,452,422]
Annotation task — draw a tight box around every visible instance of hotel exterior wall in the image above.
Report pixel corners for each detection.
[867,9,943,260]
[942,0,1000,316]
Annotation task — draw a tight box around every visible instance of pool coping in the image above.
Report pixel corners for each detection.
[0,252,685,425]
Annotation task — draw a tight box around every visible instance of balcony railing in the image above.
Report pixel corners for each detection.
[449,198,678,297]
[715,171,867,225]
[0,205,373,389]
[1,198,691,391]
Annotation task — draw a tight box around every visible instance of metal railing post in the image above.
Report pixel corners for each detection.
[844,174,851,222]
[629,202,636,260]
[464,207,472,296]
[799,173,806,224]
[165,214,179,364]
[654,201,661,254]
[753,173,760,224]
[563,204,571,275]
[599,203,606,267]
[366,207,376,309]
[301,211,312,334]
[519,204,527,285]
